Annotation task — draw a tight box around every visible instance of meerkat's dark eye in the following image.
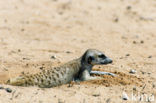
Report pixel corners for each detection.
[88,56,94,64]
[98,54,106,59]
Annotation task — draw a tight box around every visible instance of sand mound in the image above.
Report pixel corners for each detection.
[81,70,144,87]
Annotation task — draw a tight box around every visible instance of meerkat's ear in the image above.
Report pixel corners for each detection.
[88,56,94,64]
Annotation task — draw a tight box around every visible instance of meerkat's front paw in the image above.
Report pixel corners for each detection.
[90,71,116,77]
[84,76,103,81]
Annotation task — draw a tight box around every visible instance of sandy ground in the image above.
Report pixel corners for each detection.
[0,0,156,103]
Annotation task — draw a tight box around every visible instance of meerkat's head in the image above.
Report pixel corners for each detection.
[82,49,113,66]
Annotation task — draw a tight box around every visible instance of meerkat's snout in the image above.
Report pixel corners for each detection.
[101,57,113,64]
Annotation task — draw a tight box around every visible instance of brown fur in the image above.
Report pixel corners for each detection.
[7,49,113,88]
[7,58,81,88]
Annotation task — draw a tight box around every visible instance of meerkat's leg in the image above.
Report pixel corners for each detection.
[80,70,103,81]
[90,71,116,77]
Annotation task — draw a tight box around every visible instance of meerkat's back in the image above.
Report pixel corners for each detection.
[7,58,81,88]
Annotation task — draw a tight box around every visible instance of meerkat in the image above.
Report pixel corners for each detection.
[7,49,114,88]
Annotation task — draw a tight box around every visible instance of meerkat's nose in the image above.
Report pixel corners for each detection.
[106,57,113,63]
[109,59,113,63]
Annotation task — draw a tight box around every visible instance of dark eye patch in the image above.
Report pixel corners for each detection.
[88,56,94,64]
[98,54,106,59]
[89,56,94,60]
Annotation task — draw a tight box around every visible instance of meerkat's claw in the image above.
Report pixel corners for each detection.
[90,71,116,77]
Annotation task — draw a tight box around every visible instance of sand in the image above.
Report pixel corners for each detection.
[0,0,156,103]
